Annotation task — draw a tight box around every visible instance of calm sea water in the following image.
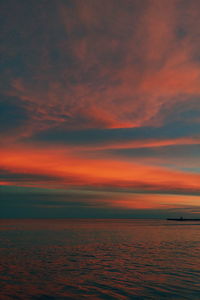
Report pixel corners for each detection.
[0,219,199,300]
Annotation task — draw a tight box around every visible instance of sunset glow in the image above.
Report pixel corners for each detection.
[1,0,200,218]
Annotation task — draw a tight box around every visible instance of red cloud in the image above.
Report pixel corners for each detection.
[1,145,200,194]
[2,0,198,141]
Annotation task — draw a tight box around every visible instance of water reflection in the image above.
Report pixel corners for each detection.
[0,219,200,299]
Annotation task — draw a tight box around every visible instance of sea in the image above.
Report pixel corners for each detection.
[0,219,199,300]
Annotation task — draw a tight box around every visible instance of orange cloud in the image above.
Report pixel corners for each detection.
[77,137,200,151]
[1,145,200,194]
[109,193,200,210]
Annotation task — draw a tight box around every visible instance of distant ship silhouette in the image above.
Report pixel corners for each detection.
[167,216,200,221]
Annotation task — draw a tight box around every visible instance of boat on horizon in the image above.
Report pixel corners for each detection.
[167,217,200,221]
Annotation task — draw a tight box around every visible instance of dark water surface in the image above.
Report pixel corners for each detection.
[0,219,199,299]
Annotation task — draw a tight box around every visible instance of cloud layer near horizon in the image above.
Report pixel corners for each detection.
[1,0,200,217]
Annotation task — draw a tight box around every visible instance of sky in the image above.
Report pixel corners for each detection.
[1,0,200,218]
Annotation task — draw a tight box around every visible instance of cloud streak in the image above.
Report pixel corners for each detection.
[1,146,200,195]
